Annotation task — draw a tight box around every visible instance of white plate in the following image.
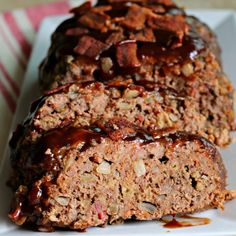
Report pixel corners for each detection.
[1,10,236,236]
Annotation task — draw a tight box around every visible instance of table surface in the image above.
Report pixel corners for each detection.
[0,0,236,11]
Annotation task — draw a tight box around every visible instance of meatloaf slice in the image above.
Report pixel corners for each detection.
[13,81,233,150]
[8,120,233,231]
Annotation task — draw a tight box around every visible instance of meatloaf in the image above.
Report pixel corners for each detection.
[39,0,235,146]
[8,118,233,231]
[10,82,233,152]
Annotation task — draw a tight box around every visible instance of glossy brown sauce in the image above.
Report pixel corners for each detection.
[9,200,23,221]
[162,215,211,228]
[123,129,154,142]
[30,124,159,171]
[38,125,154,154]
[138,30,205,63]
[39,127,101,150]
[31,127,103,170]
[33,125,214,171]
[28,185,43,206]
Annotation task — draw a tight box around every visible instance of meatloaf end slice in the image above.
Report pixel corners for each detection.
[8,122,234,231]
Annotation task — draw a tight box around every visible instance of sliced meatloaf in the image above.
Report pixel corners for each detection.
[10,82,233,151]
[38,0,235,146]
[8,119,233,231]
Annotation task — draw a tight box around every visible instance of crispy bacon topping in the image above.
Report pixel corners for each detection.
[62,0,204,72]
[147,15,189,46]
[106,30,124,44]
[116,41,141,68]
[130,28,155,42]
[74,36,107,59]
[79,12,110,30]
[120,4,154,30]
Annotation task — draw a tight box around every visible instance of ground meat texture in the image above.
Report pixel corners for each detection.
[11,81,234,151]
[7,0,236,231]
[8,123,233,231]
[38,0,235,147]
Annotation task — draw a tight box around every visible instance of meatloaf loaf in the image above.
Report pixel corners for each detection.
[8,118,233,231]
[39,0,235,146]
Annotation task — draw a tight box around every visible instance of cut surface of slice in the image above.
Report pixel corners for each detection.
[8,121,233,231]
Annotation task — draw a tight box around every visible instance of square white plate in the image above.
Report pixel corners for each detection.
[1,9,236,236]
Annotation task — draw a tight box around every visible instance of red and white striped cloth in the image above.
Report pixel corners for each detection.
[0,0,83,157]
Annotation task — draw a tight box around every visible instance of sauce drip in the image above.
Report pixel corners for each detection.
[38,125,155,157]
[38,126,101,150]
[162,215,211,229]
[32,127,103,170]
[31,125,150,164]
[30,124,158,171]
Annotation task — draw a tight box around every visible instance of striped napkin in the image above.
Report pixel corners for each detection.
[0,0,84,158]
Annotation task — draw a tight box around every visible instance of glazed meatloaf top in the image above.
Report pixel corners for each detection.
[39,0,222,91]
